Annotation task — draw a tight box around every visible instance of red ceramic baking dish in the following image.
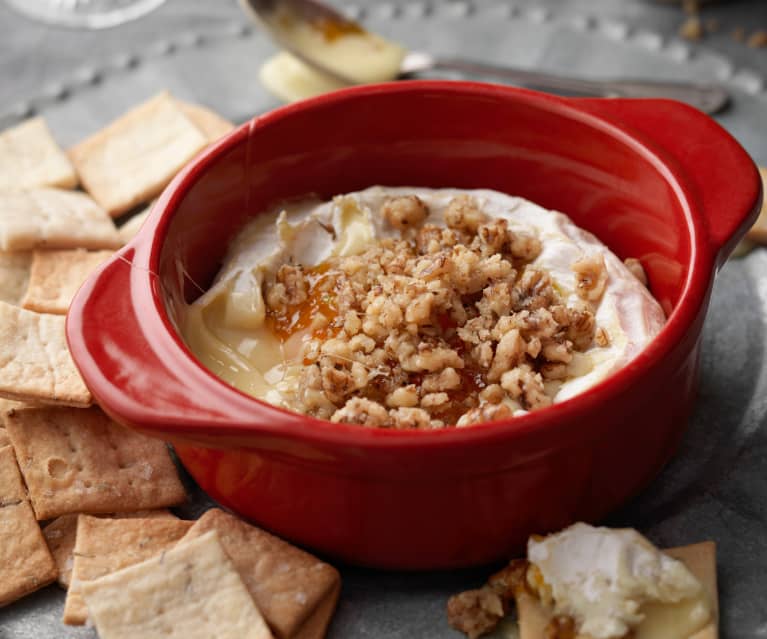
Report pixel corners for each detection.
[67,81,761,570]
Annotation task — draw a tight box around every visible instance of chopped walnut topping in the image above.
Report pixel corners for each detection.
[444,194,487,233]
[263,194,620,428]
[478,384,505,404]
[265,264,309,311]
[330,398,389,427]
[572,254,608,303]
[390,406,434,429]
[422,367,461,393]
[382,195,429,230]
[456,403,515,427]
[385,385,419,408]
[447,559,528,638]
[500,366,551,411]
[446,586,506,639]
[421,392,449,408]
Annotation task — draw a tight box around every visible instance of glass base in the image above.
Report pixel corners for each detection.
[4,0,167,29]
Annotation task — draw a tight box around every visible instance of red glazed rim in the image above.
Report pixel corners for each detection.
[68,81,763,450]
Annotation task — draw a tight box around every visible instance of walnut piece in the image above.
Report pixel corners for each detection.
[382,195,429,230]
[447,559,528,638]
[446,587,506,639]
[573,254,608,303]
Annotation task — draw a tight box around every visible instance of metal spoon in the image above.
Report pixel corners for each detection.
[241,0,730,114]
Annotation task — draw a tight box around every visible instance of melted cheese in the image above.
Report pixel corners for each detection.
[528,523,712,639]
[180,187,666,416]
[260,52,347,103]
[259,12,405,103]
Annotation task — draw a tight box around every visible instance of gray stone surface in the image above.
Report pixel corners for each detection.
[0,1,765,637]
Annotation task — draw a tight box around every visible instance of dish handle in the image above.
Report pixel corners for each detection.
[66,245,262,432]
[576,98,762,268]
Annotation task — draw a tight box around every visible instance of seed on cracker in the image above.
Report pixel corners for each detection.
[745,167,767,245]
[43,509,176,589]
[64,514,193,624]
[180,102,236,143]
[0,251,32,306]
[0,188,121,252]
[81,530,274,639]
[0,445,58,606]
[0,117,77,191]
[515,542,718,639]
[69,92,208,217]
[118,205,151,243]
[21,248,113,315]
[179,508,341,639]
[0,302,92,406]
[3,406,186,520]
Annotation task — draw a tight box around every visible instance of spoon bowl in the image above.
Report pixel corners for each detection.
[240,0,730,113]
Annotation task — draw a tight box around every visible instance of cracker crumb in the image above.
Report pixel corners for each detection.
[747,30,767,48]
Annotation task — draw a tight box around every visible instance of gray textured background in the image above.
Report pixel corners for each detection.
[0,1,766,637]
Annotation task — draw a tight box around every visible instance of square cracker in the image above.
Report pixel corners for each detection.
[81,530,274,639]
[0,445,58,606]
[69,92,208,217]
[0,251,32,306]
[0,302,92,406]
[0,188,122,252]
[43,509,176,589]
[0,443,26,504]
[64,514,193,624]
[745,167,767,245]
[3,405,186,520]
[0,117,77,191]
[179,508,341,639]
[21,248,114,315]
[179,102,236,143]
[516,542,718,639]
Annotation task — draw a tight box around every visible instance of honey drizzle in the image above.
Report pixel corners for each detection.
[265,263,340,342]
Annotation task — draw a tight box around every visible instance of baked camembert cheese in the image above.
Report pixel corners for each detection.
[181,187,665,427]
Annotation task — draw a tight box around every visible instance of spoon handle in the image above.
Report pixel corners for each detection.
[403,54,729,114]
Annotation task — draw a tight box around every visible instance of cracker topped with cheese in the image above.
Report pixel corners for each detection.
[447,523,717,639]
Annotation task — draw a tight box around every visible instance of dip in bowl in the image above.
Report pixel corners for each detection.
[67,82,761,569]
